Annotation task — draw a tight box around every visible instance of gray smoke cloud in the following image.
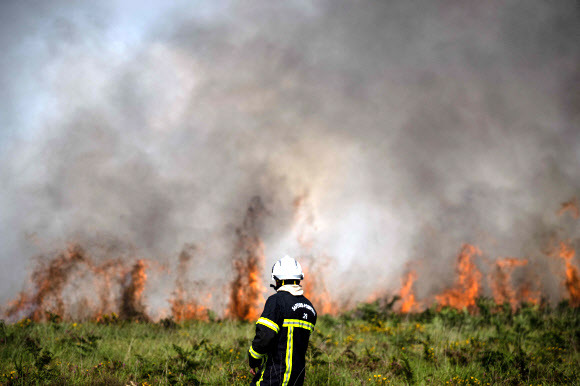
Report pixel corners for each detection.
[1,0,579,313]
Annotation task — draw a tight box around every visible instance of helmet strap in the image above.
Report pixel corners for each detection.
[272,279,301,291]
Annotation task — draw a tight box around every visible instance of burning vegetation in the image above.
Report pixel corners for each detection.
[554,242,580,307]
[227,196,267,321]
[399,270,418,313]
[3,197,580,323]
[5,244,149,322]
[302,262,338,316]
[168,244,208,321]
[489,257,529,311]
[435,244,483,311]
[119,259,149,322]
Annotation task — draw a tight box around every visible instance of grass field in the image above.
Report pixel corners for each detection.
[1,300,579,385]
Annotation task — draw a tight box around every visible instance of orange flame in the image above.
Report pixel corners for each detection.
[302,264,338,315]
[555,242,580,307]
[6,197,580,321]
[170,295,208,321]
[6,244,89,321]
[517,283,541,305]
[92,258,129,318]
[399,270,418,313]
[5,244,155,322]
[435,244,482,310]
[120,259,149,321]
[227,197,267,321]
[168,245,209,321]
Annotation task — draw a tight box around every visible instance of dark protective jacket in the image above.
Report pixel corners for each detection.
[248,288,317,386]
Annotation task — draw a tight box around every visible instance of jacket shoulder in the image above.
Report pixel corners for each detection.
[302,295,315,307]
[262,292,283,311]
[267,291,285,302]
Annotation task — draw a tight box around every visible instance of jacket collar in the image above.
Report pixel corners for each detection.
[277,284,303,296]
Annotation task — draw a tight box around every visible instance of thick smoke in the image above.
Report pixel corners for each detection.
[1,0,579,315]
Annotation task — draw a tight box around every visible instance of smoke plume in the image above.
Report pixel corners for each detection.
[1,0,579,319]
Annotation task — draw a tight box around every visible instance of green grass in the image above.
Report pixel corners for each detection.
[1,300,579,385]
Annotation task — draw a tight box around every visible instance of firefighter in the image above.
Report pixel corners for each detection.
[248,255,317,386]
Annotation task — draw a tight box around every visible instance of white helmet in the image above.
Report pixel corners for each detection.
[271,255,304,281]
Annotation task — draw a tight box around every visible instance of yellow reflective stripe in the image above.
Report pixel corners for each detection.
[256,354,268,386]
[282,326,294,386]
[249,346,264,359]
[282,319,314,331]
[257,317,280,333]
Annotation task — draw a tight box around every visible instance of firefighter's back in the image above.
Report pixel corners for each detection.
[258,291,317,386]
[249,256,316,386]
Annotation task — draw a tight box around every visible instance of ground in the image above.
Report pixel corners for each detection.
[1,300,578,385]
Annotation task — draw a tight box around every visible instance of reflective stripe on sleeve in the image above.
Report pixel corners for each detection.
[282,319,314,331]
[249,346,265,359]
[256,317,280,333]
